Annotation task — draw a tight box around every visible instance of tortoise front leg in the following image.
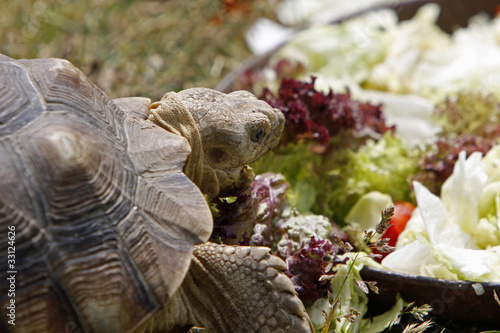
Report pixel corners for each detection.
[153,242,314,333]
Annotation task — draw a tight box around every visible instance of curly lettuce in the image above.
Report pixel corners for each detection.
[211,173,354,303]
[254,131,420,224]
[254,77,419,223]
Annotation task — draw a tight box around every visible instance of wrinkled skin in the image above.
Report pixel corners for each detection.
[177,88,285,197]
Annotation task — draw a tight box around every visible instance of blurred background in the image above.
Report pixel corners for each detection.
[5,0,448,100]
[0,0,277,100]
[3,0,497,100]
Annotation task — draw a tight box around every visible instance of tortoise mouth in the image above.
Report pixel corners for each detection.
[215,165,255,197]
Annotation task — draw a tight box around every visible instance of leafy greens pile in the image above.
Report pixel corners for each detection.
[212,3,500,332]
[255,77,418,222]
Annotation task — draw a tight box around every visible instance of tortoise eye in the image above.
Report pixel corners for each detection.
[250,127,265,143]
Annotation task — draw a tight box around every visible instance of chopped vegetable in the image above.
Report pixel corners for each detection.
[414,134,496,195]
[286,236,346,301]
[434,93,500,137]
[411,92,500,195]
[211,172,351,304]
[260,76,393,146]
[371,201,415,261]
[210,172,289,246]
[234,3,500,331]
[255,77,419,222]
[260,4,500,102]
[384,201,415,247]
[383,148,500,282]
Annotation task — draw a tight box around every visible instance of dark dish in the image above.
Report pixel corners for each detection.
[361,266,500,324]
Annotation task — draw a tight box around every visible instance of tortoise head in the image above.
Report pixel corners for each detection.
[176,88,285,197]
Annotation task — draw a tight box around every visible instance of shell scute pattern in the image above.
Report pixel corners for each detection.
[0,62,44,137]
[0,56,212,332]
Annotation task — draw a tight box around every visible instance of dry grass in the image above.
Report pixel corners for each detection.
[1,0,276,100]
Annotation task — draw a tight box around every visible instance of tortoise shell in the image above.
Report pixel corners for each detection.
[0,54,212,332]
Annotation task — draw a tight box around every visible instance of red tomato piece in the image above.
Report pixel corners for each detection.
[373,201,415,261]
[386,201,415,244]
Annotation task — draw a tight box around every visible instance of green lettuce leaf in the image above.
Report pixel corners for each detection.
[383,148,500,282]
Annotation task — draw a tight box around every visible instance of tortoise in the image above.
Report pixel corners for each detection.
[0,54,314,333]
